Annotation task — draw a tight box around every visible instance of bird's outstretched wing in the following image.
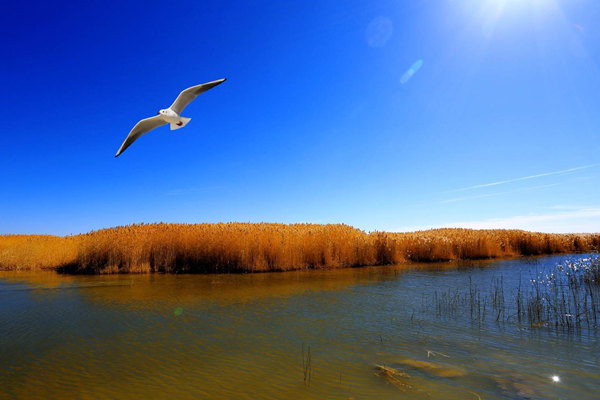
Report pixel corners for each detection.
[169,78,226,115]
[115,116,168,157]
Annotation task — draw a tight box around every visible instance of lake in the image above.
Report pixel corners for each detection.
[1,254,598,399]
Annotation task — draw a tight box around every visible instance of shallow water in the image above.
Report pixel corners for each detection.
[1,254,599,399]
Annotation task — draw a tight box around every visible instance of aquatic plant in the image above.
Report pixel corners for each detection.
[522,256,600,329]
[0,224,598,273]
[428,255,600,331]
[302,344,312,387]
[374,364,412,391]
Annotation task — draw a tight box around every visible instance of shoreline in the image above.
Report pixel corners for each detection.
[2,223,599,274]
[0,251,595,276]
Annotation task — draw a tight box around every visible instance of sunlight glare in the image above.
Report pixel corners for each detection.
[477,0,557,38]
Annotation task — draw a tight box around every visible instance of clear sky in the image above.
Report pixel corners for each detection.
[1,0,599,235]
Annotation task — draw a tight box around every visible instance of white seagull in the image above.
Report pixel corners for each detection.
[115,78,226,157]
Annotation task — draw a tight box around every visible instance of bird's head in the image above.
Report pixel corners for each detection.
[157,109,165,115]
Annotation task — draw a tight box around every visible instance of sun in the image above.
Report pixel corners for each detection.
[474,0,559,37]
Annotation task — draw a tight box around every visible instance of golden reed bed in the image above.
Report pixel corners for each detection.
[1,223,598,273]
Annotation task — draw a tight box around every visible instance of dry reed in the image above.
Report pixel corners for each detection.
[1,224,598,274]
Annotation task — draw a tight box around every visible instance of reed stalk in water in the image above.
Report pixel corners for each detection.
[302,344,312,387]
[428,255,600,331]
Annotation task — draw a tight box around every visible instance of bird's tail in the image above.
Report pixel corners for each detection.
[170,117,191,131]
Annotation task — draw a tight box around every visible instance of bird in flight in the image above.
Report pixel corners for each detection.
[115,78,226,157]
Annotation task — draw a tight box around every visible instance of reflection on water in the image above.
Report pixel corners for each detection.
[1,255,598,399]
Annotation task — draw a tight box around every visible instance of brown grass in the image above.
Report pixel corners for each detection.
[1,223,598,273]
[0,235,78,271]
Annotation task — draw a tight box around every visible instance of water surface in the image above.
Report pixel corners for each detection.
[1,254,598,399]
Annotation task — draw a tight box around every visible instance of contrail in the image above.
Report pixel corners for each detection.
[441,183,563,204]
[445,164,599,193]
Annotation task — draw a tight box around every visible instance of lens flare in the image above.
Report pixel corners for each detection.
[174,306,183,316]
[400,59,424,84]
[366,17,393,48]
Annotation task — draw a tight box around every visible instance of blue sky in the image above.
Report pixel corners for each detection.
[1,0,599,235]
